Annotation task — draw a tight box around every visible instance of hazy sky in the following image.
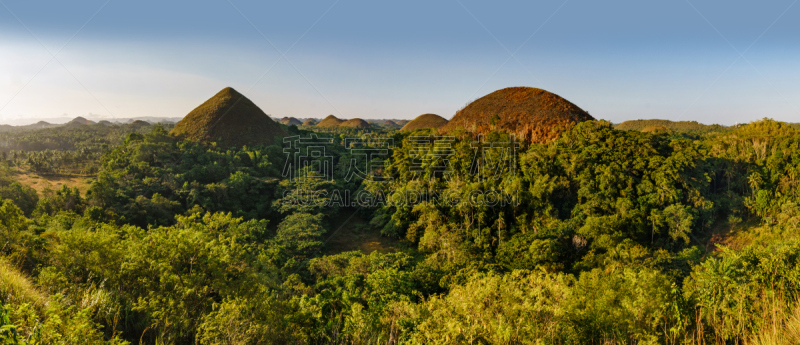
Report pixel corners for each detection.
[1,0,798,125]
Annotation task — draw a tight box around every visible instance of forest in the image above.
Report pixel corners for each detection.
[2,118,800,344]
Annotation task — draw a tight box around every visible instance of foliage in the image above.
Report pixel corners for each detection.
[0,118,797,343]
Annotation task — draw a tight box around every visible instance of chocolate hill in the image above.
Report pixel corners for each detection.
[340,118,370,129]
[280,117,303,126]
[316,115,345,127]
[302,119,317,126]
[441,87,594,143]
[383,120,398,126]
[401,114,448,131]
[170,87,286,147]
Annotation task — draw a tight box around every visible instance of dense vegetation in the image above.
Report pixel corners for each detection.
[2,118,800,344]
[0,121,163,175]
[614,119,729,134]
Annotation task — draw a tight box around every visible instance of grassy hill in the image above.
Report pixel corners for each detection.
[316,115,345,127]
[169,87,286,147]
[339,118,371,128]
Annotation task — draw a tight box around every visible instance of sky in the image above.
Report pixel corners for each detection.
[1,0,798,125]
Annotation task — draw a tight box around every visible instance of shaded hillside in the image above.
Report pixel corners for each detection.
[316,115,345,127]
[441,87,593,143]
[169,87,286,147]
[615,119,727,133]
[401,114,448,131]
[302,119,317,126]
[383,120,398,126]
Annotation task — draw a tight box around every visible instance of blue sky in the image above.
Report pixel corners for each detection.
[1,0,798,124]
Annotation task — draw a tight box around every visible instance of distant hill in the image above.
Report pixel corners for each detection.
[280,117,303,126]
[615,119,727,133]
[302,119,317,126]
[441,87,594,143]
[30,121,56,129]
[169,87,286,147]
[66,117,96,126]
[316,115,345,127]
[401,114,448,131]
[95,120,115,126]
[129,120,151,127]
[340,118,370,129]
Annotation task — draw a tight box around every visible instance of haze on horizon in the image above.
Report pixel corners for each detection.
[1,0,798,126]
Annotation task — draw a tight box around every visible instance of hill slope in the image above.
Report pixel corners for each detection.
[441,87,593,143]
[401,114,448,131]
[169,87,286,147]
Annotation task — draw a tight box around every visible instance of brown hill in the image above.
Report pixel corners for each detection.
[170,87,286,147]
[340,118,371,128]
[401,114,448,131]
[280,117,303,126]
[441,87,593,143]
[383,120,399,126]
[302,119,317,126]
[316,115,345,127]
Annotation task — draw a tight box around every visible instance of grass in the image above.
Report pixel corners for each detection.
[0,256,47,309]
[401,114,448,131]
[12,170,93,195]
[169,87,287,148]
[441,86,594,144]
